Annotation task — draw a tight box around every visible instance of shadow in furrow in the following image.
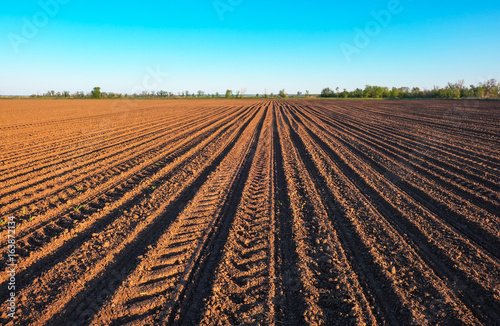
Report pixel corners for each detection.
[44,107,260,326]
[168,107,269,325]
[272,106,308,325]
[289,106,500,325]
[280,105,407,325]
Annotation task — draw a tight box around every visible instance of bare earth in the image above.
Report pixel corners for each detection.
[0,99,499,325]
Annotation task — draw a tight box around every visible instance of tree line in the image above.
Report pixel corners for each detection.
[16,79,500,100]
[319,79,500,99]
[27,87,293,99]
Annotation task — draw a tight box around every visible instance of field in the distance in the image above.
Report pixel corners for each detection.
[0,99,499,325]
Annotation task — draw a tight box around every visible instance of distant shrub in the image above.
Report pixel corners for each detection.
[320,87,335,98]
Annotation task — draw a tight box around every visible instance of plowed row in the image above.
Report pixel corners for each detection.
[1,99,499,325]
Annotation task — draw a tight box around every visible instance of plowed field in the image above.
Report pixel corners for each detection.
[1,99,499,325]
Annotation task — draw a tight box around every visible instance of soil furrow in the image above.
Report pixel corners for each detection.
[89,104,268,326]
[270,103,308,325]
[306,102,500,179]
[0,105,254,260]
[0,105,234,198]
[0,109,192,170]
[1,99,498,325]
[280,102,479,324]
[275,103,378,325]
[200,105,276,325]
[303,103,500,199]
[286,102,499,324]
[0,105,249,228]
[313,101,500,170]
[0,104,261,326]
[292,104,500,244]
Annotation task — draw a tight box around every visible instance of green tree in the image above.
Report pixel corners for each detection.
[225,90,232,98]
[279,89,288,98]
[480,79,498,97]
[388,87,399,98]
[320,87,335,98]
[460,88,471,98]
[399,87,410,98]
[91,87,102,99]
[374,86,385,98]
[353,88,363,98]
[362,85,372,98]
[411,87,422,98]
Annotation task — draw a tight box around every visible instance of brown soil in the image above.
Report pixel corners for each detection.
[1,99,499,325]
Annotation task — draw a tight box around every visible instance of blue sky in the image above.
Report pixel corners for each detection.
[1,0,499,95]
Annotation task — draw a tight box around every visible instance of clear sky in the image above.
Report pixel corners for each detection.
[1,0,499,95]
